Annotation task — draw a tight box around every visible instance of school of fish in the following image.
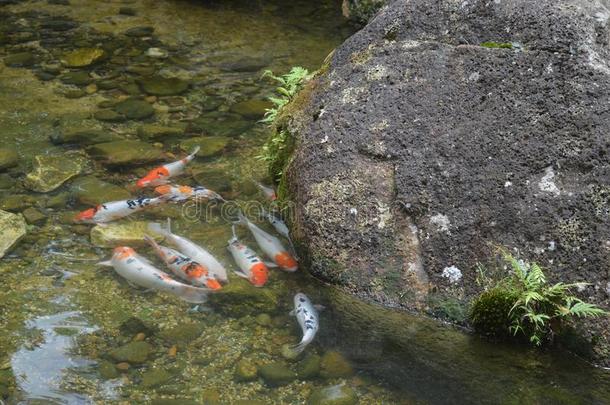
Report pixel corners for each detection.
[73,148,319,353]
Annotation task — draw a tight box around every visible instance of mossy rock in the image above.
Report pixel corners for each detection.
[94,109,126,123]
[257,362,297,386]
[24,154,84,193]
[206,277,280,316]
[60,71,92,86]
[87,140,163,166]
[141,368,172,388]
[308,384,358,405]
[234,358,258,382]
[469,287,518,339]
[151,400,200,405]
[119,316,158,337]
[113,98,154,120]
[70,176,131,205]
[98,360,119,379]
[229,99,272,119]
[159,323,204,345]
[22,207,46,225]
[0,195,32,212]
[138,76,189,96]
[4,52,35,67]
[297,354,321,380]
[90,221,163,247]
[180,136,230,158]
[137,124,185,140]
[0,148,18,171]
[109,341,153,364]
[320,351,353,379]
[50,129,123,145]
[61,48,105,67]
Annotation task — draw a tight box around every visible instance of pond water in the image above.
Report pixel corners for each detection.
[0,0,609,404]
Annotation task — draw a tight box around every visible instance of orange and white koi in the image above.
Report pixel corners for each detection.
[144,235,222,290]
[148,219,228,283]
[154,184,225,202]
[289,293,320,354]
[255,181,277,201]
[234,212,298,272]
[136,146,200,188]
[262,208,297,257]
[227,225,268,287]
[97,246,209,303]
[74,195,171,224]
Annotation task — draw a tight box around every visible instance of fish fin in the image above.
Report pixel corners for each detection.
[232,210,248,226]
[314,304,326,312]
[178,285,209,304]
[289,340,308,355]
[288,309,295,316]
[286,238,299,260]
[189,146,201,158]
[229,224,238,242]
[97,260,113,267]
[166,217,172,233]
[264,261,279,268]
[148,222,169,238]
[232,269,249,279]
[143,235,164,257]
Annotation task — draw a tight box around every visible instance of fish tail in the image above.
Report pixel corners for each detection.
[289,339,308,355]
[188,146,201,160]
[178,285,209,304]
[232,210,248,226]
[148,221,170,238]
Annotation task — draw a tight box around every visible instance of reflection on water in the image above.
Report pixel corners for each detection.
[10,309,109,404]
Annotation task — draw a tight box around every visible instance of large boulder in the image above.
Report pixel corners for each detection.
[283,0,610,364]
[24,153,84,192]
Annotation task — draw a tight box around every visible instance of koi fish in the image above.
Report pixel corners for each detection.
[289,293,320,354]
[136,146,200,188]
[234,212,298,272]
[255,181,277,201]
[227,225,268,287]
[154,184,225,202]
[74,195,171,223]
[262,208,297,257]
[148,219,228,283]
[97,246,209,303]
[144,235,222,290]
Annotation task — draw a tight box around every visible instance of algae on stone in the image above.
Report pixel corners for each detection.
[0,210,26,258]
[61,48,105,67]
[87,140,163,166]
[180,136,230,157]
[90,221,163,247]
[24,154,84,193]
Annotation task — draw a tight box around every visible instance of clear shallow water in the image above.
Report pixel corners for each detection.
[0,0,608,404]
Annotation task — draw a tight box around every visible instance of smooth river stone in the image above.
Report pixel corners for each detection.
[0,148,18,171]
[70,176,131,205]
[180,136,230,157]
[50,128,123,145]
[87,140,163,166]
[61,48,105,67]
[24,154,84,193]
[138,76,189,96]
[0,210,26,258]
[113,99,154,120]
[90,221,163,247]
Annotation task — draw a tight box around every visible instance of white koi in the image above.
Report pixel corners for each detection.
[97,246,209,303]
[227,225,269,287]
[234,212,298,272]
[289,293,320,354]
[255,181,277,201]
[74,195,171,223]
[136,146,200,188]
[148,219,228,283]
[154,184,225,202]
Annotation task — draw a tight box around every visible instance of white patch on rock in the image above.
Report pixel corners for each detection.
[430,213,451,233]
[341,87,366,104]
[376,202,391,229]
[369,120,389,132]
[538,167,560,196]
[401,40,422,49]
[366,64,388,81]
[442,266,462,284]
[548,240,556,251]
[606,282,610,297]
[467,72,480,82]
[504,181,512,187]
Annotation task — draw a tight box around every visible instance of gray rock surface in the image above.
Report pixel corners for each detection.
[284,0,610,365]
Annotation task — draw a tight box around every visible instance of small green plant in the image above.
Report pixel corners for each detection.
[470,250,608,346]
[257,67,313,168]
[480,41,513,49]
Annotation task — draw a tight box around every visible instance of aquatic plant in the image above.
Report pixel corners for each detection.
[470,251,608,345]
[257,67,313,171]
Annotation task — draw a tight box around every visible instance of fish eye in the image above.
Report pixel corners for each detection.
[299,297,306,302]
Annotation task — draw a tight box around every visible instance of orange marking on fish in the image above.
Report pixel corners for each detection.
[205,278,222,290]
[274,252,298,271]
[249,262,269,287]
[113,247,135,260]
[74,207,97,222]
[136,166,170,188]
[182,263,205,279]
[178,185,193,194]
[154,185,172,195]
